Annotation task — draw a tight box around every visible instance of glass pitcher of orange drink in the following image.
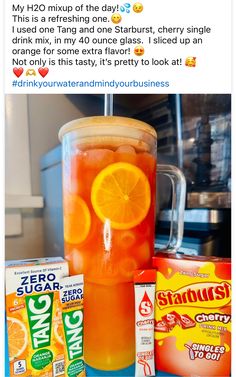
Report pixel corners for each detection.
[59,116,186,371]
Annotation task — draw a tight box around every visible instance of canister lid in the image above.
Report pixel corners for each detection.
[58,116,157,141]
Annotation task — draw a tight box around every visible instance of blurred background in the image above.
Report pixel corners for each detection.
[5,94,231,260]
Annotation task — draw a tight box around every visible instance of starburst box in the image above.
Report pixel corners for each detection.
[5,257,69,377]
[153,253,231,377]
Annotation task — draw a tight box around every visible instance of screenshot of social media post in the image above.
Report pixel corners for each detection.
[3,0,232,377]
[5,0,231,92]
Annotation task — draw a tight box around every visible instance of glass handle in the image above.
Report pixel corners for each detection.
[157,164,186,253]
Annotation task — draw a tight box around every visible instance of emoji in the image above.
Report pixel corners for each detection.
[185,57,196,67]
[120,3,131,13]
[134,45,144,56]
[133,2,143,13]
[13,67,23,78]
[26,68,36,76]
[111,13,122,24]
[38,67,49,78]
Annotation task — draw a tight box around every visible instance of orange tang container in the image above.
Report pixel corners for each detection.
[59,116,186,370]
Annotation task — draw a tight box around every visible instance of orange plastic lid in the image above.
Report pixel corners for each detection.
[134,269,156,283]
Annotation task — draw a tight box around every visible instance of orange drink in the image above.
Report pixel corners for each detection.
[59,116,186,370]
[59,117,156,370]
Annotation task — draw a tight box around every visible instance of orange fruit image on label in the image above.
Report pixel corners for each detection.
[53,321,64,346]
[91,162,151,230]
[53,304,64,346]
[64,194,91,244]
[7,317,28,361]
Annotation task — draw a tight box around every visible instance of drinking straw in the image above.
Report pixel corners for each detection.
[104,94,113,116]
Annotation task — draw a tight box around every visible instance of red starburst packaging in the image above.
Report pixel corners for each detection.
[162,312,178,330]
[153,253,231,377]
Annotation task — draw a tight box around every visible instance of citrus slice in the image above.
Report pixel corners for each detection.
[119,257,138,279]
[115,230,136,249]
[64,194,91,244]
[7,317,28,361]
[91,162,151,230]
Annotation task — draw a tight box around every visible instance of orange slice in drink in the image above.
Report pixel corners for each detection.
[7,317,28,361]
[91,162,151,230]
[64,194,91,244]
[119,257,138,279]
[115,230,136,249]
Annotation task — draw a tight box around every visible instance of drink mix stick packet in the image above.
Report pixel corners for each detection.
[5,257,69,377]
[134,270,156,377]
[59,274,85,377]
[153,253,231,377]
